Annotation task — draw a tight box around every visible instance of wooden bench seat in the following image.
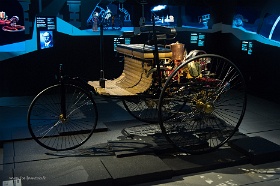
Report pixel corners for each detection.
[88,57,153,96]
[88,44,172,97]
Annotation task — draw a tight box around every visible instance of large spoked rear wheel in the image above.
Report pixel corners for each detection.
[158,54,247,154]
[27,84,98,151]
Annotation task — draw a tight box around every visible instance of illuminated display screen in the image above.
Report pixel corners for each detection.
[36,17,56,30]
[190,33,198,43]
[198,39,204,47]
[36,16,56,50]
[113,37,131,51]
[190,33,205,46]
[241,41,253,55]
[199,34,205,40]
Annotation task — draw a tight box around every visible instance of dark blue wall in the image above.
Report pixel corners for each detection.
[1,0,280,104]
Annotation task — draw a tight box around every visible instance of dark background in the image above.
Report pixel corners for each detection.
[0,0,280,104]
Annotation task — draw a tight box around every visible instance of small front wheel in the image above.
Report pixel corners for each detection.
[27,84,98,151]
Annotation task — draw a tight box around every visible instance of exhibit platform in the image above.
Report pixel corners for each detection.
[1,95,280,185]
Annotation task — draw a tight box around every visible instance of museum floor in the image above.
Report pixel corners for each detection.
[1,94,280,186]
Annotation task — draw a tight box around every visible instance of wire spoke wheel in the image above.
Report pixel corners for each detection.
[158,54,247,154]
[27,84,98,151]
[122,96,159,124]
